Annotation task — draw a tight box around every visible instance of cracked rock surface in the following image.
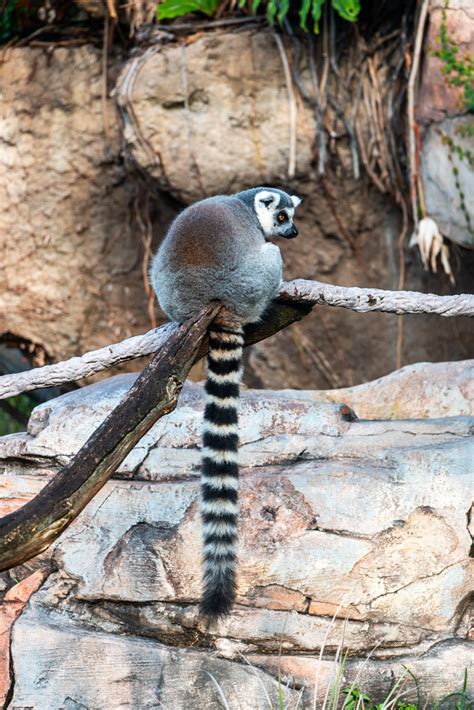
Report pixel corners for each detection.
[0,363,473,706]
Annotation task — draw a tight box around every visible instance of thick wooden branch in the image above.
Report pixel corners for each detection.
[1,279,473,400]
[0,306,217,572]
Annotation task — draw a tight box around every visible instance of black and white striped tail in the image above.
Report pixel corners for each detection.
[200,323,244,618]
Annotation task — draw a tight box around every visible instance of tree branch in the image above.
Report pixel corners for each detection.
[0,306,217,572]
[1,276,473,571]
[1,279,473,401]
[0,297,311,399]
[282,279,474,317]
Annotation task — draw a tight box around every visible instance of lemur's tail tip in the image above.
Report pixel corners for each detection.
[199,591,235,620]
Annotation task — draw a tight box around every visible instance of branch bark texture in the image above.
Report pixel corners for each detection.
[283,279,474,316]
[0,306,217,572]
[2,279,473,400]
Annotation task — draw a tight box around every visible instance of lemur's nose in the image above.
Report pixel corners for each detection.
[286,226,298,239]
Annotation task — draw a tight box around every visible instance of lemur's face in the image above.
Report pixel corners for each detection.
[254,190,302,240]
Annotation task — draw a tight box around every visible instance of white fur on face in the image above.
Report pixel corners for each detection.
[254,190,281,236]
[291,195,302,207]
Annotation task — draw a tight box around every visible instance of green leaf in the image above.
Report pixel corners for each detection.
[203,0,219,15]
[311,0,325,33]
[267,0,278,26]
[299,0,311,30]
[331,0,360,23]
[157,0,218,19]
[277,0,290,25]
[158,0,200,19]
[238,0,247,7]
[252,0,263,12]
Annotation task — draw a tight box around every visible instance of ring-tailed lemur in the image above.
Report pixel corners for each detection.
[150,187,301,618]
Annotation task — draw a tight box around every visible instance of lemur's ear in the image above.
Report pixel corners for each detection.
[291,195,302,208]
[256,190,281,209]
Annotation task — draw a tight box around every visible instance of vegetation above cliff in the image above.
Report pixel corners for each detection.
[0,0,414,44]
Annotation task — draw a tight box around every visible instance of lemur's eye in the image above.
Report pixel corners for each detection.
[277,212,287,223]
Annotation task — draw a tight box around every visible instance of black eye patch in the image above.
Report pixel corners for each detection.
[277,212,288,223]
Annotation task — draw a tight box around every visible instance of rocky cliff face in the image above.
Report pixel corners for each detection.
[1,21,473,389]
[419,0,474,249]
[0,361,472,706]
[0,47,151,358]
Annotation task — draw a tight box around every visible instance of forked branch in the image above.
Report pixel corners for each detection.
[0,279,473,571]
[1,279,472,400]
[0,307,217,572]
[0,298,312,571]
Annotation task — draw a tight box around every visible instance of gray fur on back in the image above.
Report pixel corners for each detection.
[150,192,286,324]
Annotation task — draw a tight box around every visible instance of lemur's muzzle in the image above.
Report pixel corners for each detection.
[283,226,298,239]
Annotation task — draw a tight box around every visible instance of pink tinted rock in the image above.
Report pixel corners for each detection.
[418,0,474,124]
[0,570,47,707]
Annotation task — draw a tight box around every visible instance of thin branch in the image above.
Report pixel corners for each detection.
[0,322,177,400]
[101,10,111,146]
[149,16,265,34]
[1,280,473,400]
[282,280,474,317]
[105,0,117,20]
[407,0,430,226]
[0,306,218,572]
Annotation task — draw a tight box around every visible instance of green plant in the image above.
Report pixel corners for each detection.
[438,123,474,245]
[0,0,16,43]
[157,0,219,20]
[431,0,474,111]
[444,139,473,239]
[0,395,34,435]
[202,613,472,710]
[157,0,361,31]
[343,688,419,710]
[430,2,474,242]
[435,669,472,710]
[205,662,473,710]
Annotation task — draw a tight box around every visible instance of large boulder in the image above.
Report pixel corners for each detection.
[0,363,472,706]
[116,30,316,203]
[302,358,474,419]
[0,46,154,362]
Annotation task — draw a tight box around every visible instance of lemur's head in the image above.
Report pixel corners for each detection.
[237,187,302,240]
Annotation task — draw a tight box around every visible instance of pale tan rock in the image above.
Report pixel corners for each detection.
[295,359,474,419]
[0,47,160,364]
[417,1,474,248]
[0,374,472,704]
[10,605,299,709]
[418,0,474,125]
[116,31,317,203]
[421,115,474,248]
